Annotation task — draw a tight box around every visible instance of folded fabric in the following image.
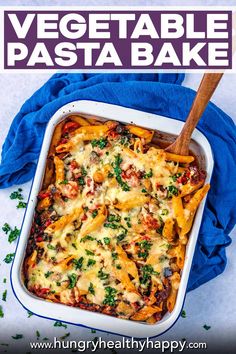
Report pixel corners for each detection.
[0,72,235,291]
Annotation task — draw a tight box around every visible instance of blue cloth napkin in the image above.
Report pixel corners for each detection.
[0,73,235,291]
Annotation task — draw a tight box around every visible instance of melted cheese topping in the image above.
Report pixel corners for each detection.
[24,121,204,322]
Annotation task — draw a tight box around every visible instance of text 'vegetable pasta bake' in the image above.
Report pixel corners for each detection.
[24,116,210,323]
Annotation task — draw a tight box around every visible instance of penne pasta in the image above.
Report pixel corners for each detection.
[165,152,194,164]
[185,184,210,214]
[113,266,139,294]
[180,213,195,239]
[116,301,135,318]
[79,206,107,238]
[126,125,154,143]
[115,195,150,211]
[45,207,82,234]
[172,196,185,229]
[54,156,65,183]
[37,196,51,211]
[167,272,180,312]
[69,115,90,126]
[42,161,55,189]
[115,245,138,281]
[55,141,74,153]
[130,305,162,321]
[163,218,175,241]
[180,180,205,197]
[73,124,109,140]
[134,138,144,153]
[25,117,209,324]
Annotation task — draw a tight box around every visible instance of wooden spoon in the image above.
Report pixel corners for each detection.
[165,73,223,155]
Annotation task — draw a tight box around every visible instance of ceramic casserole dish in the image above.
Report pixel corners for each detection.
[11,100,214,338]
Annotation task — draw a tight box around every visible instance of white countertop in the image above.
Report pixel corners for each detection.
[0,72,235,352]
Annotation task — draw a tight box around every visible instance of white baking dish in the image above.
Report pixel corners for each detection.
[11,100,214,338]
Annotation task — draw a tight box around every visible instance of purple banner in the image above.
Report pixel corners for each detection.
[3,10,232,70]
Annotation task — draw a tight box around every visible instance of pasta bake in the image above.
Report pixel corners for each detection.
[24,116,210,324]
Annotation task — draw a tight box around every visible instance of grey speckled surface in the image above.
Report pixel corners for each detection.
[0,0,235,353]
[0,73,235,351]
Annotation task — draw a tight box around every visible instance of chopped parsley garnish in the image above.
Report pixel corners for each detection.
[116,264,122,269]
[171,173,181,182]
[141,188,147,193]
[80,235,95,242]
[143,169,153,179]
[107,214,121,222]
[88,283,95,295]
[103,237,110,245]
[47,244,56,250]
[3,278,6,284]
[60,333,70,340]
[54,321,67,329]
[59,179,68,185]
[68,273,77,289]
[87,259,96,267]
[85,249,94,256]
[157,224,164,235]
[203,324,211,330]
[2,290,7,302]
[17,201,27,209]
[0,306,4,318]
[4,253,15,264]
[103,287,117,306]
[161,209,169,215]
[2,224,20,243]
[8,227,20,243]
[2,223,11,234]
[137,240,152,259]
[27,310,33,318]
[98,269,109,280]
[117,233,126,242]
[12,334,23,340]
[112,154,130,192]
[112,252,118,260]
[78,177,85,186]
[91,210,98,218]
[124,217,132,228]
[181,310,186,318]
[107,172,114,178]
[72,243,77,249]
[140,265,159,285]
[10,188,23,200]
[159,243,171,250]
[91,329,96,333]
[120,136,129,146]
[91,138,108,149]
[81,166,87,176]
[36,330,40,338]
[44,271,54,278]
[167,185,179,198]
[104,222,119,229]
[73,257,84,270]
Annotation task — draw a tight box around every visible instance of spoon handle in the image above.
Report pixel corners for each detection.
[165,73,223,155]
